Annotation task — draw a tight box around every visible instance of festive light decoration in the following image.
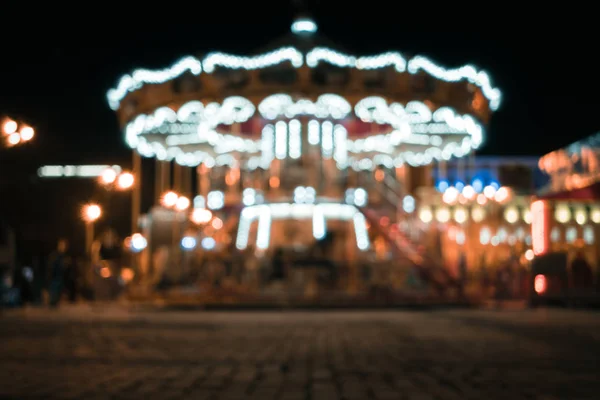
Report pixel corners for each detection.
[126,95,484,168]
[38,165,122,178]
[107,41,501,111]
[236,202,370,251]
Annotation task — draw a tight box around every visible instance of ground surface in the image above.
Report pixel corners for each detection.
[1,305,599,400]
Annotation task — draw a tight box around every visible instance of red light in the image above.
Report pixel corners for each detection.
[534,274,547,294]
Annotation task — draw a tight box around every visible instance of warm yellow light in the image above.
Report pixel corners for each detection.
[99,168,117,185]
[82,204,102,222]
[462,185,476,200]
[191,208,212,224]
[419,207,433,223]
[483,185,496,199]
[117,172,135,190]
[175,196,190,211]
[162,191,178,208]
[471,206,486,222]
[442,187,459,204]
[19,126,34,141]
[574,208,587,225]
[7,132,20,145]
[504,206,519,224]
[435,208,451,223]
[525,249,534,261]
[453,207,468,224]
[554,204,571,223]
[494,186,510,203]
[2,119,17,135]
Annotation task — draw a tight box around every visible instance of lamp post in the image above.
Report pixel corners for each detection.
[82,203,102,256]
[1,117,35,148]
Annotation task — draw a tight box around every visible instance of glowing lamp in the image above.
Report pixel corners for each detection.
[534,274,546,294]
[117,172,135,190]
[82,204,102,223]
[19,126,34,141]
[162,191,178,208]
[175,196,190,211]
[2,119,17,135]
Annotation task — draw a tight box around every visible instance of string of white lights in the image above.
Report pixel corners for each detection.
[125,95,484,168]
[107,47,501,112]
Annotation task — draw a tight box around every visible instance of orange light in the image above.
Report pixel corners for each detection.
[99,168,117,185]
[375,169,384,182]
[2,119,17,135]
[162,191,178,208]
[534,274,547,294]
[531,200,548,256]
[269,176,280,188]
[116,172,135,190]
[82,203,102,223]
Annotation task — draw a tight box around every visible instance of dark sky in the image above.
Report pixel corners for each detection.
[1,2,599,170]
[0,2,598,251]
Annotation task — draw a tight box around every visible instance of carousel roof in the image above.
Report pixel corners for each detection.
[106,17,502,112]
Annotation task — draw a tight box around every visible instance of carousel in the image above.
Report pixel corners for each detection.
[107,16,501,289]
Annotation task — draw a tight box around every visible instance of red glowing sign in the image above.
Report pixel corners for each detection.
[534,274,547,294]
[531,200,548,256]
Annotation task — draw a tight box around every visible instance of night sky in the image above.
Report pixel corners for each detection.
[0,2,598,251]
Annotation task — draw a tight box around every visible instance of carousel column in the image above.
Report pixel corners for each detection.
[307,119,320,191]
[321,121,334,194]
[132,152,141,234]
[173,162,182,193]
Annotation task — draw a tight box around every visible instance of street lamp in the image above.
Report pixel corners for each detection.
[82,203,102,255]
[98,167,135,191]
[2,117,35,148]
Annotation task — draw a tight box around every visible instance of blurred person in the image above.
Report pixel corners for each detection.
[48,239,70,307]
[494,260,512,309]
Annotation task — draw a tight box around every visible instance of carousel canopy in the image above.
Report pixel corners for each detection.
[108,17,502,169]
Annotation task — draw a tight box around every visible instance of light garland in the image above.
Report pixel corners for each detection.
[235,202,370,251]
[107,45,501,111]
[125,95,484,168]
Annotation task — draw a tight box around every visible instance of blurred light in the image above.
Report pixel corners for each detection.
[19,126,34,141]
[2,119,17,135]
[436,180,449,192]
[442,187,459,204]
[82,204,101,222]
[130,233,147,252]
[476,193,487,205]
[454,181,464,191]
[201,237,216,250]
[483,185,496,199]
[525,249,534,261]
[211,218,223,229]
[162,191,178,208]
[175,196,190,211]
[191,208,212,224]
[120,268,135,283]
[419,207,433,223]
[534,274,546,294]
[117,172,135,190]
[402,195,415,213]
[291,18,317,34]
[100,168,117,185]
[100,267,111,278]
[471,206,485,222]
[472,178,484,193]
[435,208,450,223]
[7,132,20,145]
[462,185,476,200]
[181,236,197,250]
[504,207,519,224]
[454,207,468,224]
[554,204,571,224]
[494,186,510,203]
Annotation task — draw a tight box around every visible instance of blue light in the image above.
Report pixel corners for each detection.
[472,178,484,193]
[489,181,500,190]
[454,181,465,191]
[436,180,449,192]
[181,236,197,250]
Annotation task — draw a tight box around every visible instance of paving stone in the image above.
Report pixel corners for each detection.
[0,307,599,399]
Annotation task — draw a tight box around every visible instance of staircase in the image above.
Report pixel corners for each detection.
[362,174,459,294]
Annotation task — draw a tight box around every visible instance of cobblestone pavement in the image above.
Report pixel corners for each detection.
[1,306,599,399]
